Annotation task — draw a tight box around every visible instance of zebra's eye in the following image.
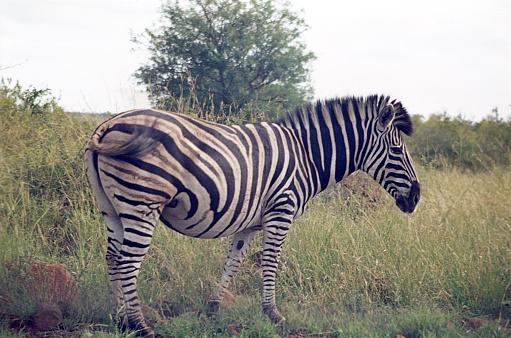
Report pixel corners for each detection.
[390,146,403,155]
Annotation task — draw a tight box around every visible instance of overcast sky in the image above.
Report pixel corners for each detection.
[1,0,510,120]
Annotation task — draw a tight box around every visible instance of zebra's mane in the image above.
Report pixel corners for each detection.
[281,95,414,136]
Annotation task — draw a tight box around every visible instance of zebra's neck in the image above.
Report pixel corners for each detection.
[277,96,376,194]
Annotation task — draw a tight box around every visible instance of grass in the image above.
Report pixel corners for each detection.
[0,107,510,337]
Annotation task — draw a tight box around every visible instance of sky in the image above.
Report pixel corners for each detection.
[1,0,510,121]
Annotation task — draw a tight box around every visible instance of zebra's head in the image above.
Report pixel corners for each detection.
[361,97,420,213]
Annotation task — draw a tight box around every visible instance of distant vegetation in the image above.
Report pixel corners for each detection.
[1,81,510,337]
[407,113,511,171]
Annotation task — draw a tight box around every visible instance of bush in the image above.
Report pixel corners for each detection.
[407,113,511,171]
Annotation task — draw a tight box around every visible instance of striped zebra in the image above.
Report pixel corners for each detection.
[85,95,420,337]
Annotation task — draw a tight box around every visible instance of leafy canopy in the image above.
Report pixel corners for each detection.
[133,0,316,118]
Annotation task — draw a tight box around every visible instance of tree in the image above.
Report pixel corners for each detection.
[0,78,59,116]
[133,0,316,118]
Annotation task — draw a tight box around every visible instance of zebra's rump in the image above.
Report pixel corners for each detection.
[89,109,291,238]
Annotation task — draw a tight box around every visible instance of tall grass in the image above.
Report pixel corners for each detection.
[0,100,510,336]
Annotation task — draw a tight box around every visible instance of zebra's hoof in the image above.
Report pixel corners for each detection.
[135,326,154,338]
[127,319,154,337]
[206,300,221,317]
[262,305,286,325]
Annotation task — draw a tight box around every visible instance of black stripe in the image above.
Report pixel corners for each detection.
[160,214,186,235]
[101,170,170,199]
[121,238,150,249]
[330,100,348,183]
[354,105,365,166]
[317,103,333,190]
[114,194,152,207]
[119,213,154,226]
[125,227,153,238]
[346,100,359,173]
[306,106,323,186]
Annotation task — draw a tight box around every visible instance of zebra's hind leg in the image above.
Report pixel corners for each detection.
[207,227,260,316]
[117,216,159,337]
[104,214,129,328]
[86,162,130,328]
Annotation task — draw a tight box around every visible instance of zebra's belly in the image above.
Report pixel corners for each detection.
[159,197,262,239]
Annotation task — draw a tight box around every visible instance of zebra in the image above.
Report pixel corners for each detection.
[84,94,420,337]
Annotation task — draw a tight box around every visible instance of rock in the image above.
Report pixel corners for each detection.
[466,317,482,330]
[31,302,63,331]
[5,259,77,304]
[29,260,77,303]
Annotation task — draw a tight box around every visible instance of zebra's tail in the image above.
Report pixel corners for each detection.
[87,123,160,158]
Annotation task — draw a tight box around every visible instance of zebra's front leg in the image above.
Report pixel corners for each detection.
[261,207,294,324]
[207,227,259,316]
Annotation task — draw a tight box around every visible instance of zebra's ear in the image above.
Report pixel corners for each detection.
[378,104,395,130]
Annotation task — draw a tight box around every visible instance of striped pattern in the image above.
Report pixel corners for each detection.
[85,95,420,337]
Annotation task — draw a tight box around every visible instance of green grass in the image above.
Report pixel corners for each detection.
[0,107,510,337]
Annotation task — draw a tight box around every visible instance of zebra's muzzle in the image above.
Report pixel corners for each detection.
[396,181,420,213]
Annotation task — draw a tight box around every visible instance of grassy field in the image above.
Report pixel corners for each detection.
[0,108,510,337]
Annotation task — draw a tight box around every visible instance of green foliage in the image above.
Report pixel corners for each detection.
[407,113,511,171]
[0,78,59,116]
[133,0,316,118]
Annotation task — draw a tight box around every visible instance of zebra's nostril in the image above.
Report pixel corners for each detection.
[409,182,420,204]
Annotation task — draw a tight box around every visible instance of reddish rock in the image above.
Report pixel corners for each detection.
[5,259,77,304]
[29,260,77,303]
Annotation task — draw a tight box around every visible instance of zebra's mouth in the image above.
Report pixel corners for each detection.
[396,181,420,213]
